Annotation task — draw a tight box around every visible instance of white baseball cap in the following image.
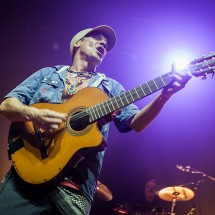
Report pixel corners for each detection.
[70,25,116,56]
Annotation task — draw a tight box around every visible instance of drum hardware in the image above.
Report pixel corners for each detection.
[114,203,170,215]
[187,207,196,215]
[114,207,128,215]
[176,164,215,181]
[114,203,128,215]
[94,180,113,201]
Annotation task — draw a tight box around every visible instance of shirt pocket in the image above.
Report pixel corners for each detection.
[31,77,60,104]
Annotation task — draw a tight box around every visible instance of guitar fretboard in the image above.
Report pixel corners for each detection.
[87,72,172,122]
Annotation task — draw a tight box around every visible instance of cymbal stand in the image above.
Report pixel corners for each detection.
[170,198,176,215]
[192,179,203,215]
[170,192,179,215]
[178,179,205,215]
[178,165,215,215]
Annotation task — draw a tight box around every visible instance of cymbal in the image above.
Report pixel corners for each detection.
[158,186,194,202]
[94,181,113,201]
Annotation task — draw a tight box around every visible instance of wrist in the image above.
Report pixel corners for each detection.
[158,92,171,102]
[26,106,38,121]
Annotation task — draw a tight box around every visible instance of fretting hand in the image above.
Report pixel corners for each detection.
[161,63,193,99]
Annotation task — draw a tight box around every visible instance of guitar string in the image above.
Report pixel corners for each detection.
[65,77,170,128]
[61,73,172,129]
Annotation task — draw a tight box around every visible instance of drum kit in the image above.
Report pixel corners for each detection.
[95,181,195,215]
[95,165,215,215]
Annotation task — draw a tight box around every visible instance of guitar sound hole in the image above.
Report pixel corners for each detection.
[69,111,90,131]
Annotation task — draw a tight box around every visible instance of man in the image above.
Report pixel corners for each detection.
[124,180,168,214]
[0,25,191,215]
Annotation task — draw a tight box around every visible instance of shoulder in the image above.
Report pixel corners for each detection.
[33,65,68,77]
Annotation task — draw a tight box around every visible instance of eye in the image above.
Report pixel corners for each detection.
[92,35,101,41]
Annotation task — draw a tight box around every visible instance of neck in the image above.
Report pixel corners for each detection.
[72,55,97,73]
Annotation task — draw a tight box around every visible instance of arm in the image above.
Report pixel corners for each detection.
[130,71,192,132]
[130,93,169,132]
[1,97,67,132]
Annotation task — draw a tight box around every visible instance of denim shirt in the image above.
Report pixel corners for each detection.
[5,65,139,202]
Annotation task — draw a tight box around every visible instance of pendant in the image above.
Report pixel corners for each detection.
[67,84,77,94]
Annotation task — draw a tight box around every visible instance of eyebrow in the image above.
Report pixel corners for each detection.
[86,32,107,40]
[86,33,109,48]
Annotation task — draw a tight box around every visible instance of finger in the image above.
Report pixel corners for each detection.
[42,109,67,120]
[39,123,60,134]
[43,117,65,124]
[172,74,183,82]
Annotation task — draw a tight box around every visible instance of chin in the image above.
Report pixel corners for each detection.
[93,55,103,64]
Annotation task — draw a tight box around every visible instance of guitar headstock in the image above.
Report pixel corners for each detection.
[189,52,215,78]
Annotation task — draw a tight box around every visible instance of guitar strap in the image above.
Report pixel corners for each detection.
[91,73,109,89]
[56,65,70,74]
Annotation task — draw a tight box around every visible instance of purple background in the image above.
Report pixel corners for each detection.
[1,0,215,214]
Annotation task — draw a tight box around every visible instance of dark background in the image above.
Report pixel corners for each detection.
[1,0,215,214]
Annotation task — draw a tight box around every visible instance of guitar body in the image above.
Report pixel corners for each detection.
[9,87,109,184]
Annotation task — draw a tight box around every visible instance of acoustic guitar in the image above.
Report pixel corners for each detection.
[8,53,215,184]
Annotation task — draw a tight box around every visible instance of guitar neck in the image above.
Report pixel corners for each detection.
[87,72,172,122]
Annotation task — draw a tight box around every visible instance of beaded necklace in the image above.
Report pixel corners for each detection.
[66,69,96,95]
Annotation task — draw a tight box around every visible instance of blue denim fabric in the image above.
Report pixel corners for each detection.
[5,65,139,202]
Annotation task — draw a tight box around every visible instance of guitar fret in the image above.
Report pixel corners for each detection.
[142,84,151,96]
[161,73,172,85]
[113,97,120,109]
[129,91,134,101]
[92,107,97,121]
[146,82,152,93]
[130,89,139,101]
[119,95,125,106]
[134,88,140,99]
[140,85,146,96]
[104,100,111,113]
[87,108,94,122]
[101,103,107,115]
[122,92,129,104]
[153,79,159,89]
[160,75,166,85]
[148,80,157,92]
[109,99,116,110]
[94,105,100,118]
[97,104,104,117]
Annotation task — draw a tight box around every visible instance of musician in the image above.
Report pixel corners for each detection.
[124,180,167,214]
[0,25,191,215]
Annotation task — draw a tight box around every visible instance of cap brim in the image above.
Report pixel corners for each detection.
[85,25,116,52]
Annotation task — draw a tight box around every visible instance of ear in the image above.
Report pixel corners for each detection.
[74,40,81,48]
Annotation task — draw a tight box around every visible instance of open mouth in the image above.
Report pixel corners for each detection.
[97,46,105,56]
